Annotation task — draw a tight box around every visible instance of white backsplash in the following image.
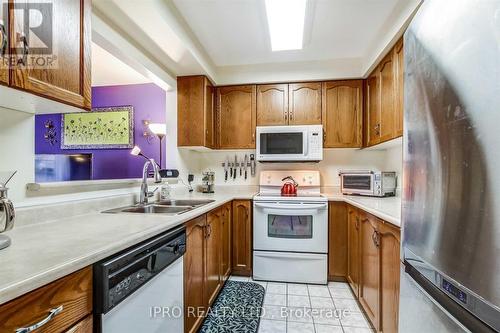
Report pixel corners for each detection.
[196,147,401,187]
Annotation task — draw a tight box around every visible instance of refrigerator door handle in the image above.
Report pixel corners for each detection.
[404,261,497,333]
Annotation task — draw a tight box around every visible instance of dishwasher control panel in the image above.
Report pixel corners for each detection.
[93,226,186,314]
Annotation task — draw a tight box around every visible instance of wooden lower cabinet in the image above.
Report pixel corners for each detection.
[347,206,361,297]
[184,215,207,333]
[379,221,401,333]
[221,202,232,281]
[359,212,381,330]
[337,204,401,332]
[0,267,92,333]
[205,209,223,306]
[232,200,252,276]
[184,205,236,333]
[328,201,347,280]
[65,315,92,333]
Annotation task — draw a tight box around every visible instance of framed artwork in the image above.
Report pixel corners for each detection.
[61,106,134,149]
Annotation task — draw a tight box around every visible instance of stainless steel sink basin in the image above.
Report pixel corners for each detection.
[102,199,215,215]
[103,204,194,215]
[156,199,215,207]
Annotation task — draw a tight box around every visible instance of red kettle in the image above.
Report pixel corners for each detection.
[281,176,298,196]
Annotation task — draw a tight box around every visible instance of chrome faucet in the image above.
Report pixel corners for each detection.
[140,159,162,205]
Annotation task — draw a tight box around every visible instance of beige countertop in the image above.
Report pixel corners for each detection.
[0,187,401,305]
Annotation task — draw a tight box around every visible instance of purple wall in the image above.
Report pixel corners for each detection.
[35,83,166,180]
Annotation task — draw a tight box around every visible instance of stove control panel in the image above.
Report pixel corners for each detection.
[259,170,321,187]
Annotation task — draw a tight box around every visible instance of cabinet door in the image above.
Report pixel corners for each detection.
[177,76,215,148]
[378,52,396,142]
[178,76,205,146]
[328,201,347,279]
[0,0,8,85]
[288,82,322,125]
[184,215,207,333]
[379,222,401,333]
[206,209,222,306]
[366,74,380,146]
[10,0,91,109]
[0,267,92,333]
[322,80,363,148]
[217,85,256,149]
[221,202,232,281]
[204,78,216,148]
[347,206,360,297]
[394,38,404,138]
[65,315,92,333]
[359,213,380,330]
[257,84,288,126]
[232,200,252,276]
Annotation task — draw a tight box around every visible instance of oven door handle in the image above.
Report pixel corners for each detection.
[254,203,327,210]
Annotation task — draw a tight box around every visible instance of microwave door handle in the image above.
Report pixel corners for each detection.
[304,132,309,156]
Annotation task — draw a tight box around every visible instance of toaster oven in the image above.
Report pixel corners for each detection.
[339,171,397,197]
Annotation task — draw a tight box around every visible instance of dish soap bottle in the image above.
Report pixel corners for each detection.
[160,182,171,201]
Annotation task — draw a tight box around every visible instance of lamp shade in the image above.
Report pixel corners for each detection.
[149,123,166,137]
[130,145,142,156]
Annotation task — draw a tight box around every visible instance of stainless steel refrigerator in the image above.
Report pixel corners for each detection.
[400,0,500,332]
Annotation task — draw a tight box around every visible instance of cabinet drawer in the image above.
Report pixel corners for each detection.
[0,267,92,333]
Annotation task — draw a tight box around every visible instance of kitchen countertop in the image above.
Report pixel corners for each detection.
[321,189,401,227]
[0,187,401,305]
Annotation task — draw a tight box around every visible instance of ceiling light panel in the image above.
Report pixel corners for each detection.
[265,0,307,51]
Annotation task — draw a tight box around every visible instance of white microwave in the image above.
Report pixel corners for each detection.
[256,125,323,162]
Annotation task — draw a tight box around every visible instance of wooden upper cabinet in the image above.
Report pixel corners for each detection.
[256,84,288,126]
[10,0,91,109]
[366,73,380,147]
[379,221,401,333]
[347,206,360,297]
[288,82,322,125]
[359,213,381,331]
[0,0,8,85]
[205,209,222,306]
[378,52,396,142]
[220,202,232,281]
[394,38,404,138]
[178,76,216,148]
[184,215,207,333]
[322,80,363,148]
[217,85,256,149]
[232,200,252,276]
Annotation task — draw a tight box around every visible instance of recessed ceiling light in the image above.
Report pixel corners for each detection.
[265,0,307,51]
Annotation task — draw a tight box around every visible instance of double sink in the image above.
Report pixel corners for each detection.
[103,199,215,215]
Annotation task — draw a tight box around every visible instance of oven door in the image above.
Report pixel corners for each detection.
[341,174,374,195]
[256,126,307,161]
[253,201,328,253]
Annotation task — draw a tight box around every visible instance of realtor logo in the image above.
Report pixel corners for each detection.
[2,1,56,68]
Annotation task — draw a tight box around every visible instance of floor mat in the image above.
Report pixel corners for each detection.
[198,281,265,333]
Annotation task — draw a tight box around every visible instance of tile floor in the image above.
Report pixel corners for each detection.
[228,276,374,333]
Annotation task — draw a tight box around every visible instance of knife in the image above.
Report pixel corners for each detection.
[229,156,233,179]
[244,154,248,180]
[223,158,229,182]
[250,154,256,177]
[234,155,237,180]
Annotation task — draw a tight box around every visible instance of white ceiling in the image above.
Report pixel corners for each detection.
[93,0,421,86]
[172,0,400,67]
[91,42,151,87]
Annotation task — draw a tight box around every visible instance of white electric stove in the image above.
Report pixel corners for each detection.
[252,170,328,284]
